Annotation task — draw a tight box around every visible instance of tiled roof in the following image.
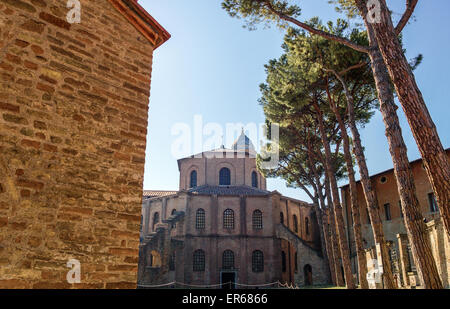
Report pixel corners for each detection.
[188,185,271,196]
[143,190,178,198]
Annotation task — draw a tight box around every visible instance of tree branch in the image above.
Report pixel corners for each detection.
[395,0,419,35]
[261,0,371,54]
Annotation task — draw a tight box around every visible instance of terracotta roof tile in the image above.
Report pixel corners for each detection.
[108,0,170,48]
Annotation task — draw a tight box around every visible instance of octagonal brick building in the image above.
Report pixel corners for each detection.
[138,132,329,288]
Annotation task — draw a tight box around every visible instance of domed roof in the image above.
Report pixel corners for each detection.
[231,129,256,153]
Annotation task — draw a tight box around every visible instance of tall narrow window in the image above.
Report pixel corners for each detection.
[219,168,231,186]
[171,209,177,228]
[280,212,284,225]
[222,250,235,270]
[193,250,205,272]
[384,203,391,221]
[169,252,176,271]
[223,209,235,229]
[190,170,197,188]
[281,251,286,273]
[305,217,310,235]
[252,250,264,272]
[252,210,263,230]
[293,215,298,233]
[196,208,205,230]
[152,212,159,231]
[428,193,438,213]
[294,252,298,273]
[251,171,258,188]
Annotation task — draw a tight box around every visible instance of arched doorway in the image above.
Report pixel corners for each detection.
[304,264,313,286]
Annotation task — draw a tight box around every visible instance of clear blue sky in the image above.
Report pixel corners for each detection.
[141,0,450,202]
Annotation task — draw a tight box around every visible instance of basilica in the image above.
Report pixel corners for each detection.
[137,132,329,288]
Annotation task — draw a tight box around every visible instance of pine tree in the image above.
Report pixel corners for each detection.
[221,0,444,289]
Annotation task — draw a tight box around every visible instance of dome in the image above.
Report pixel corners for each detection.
[231,129,256,153]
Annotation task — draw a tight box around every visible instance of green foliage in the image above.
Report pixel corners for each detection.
[328,0,360,19]
[258,19,379,196]
[221,0,301,29]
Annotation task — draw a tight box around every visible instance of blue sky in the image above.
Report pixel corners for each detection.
[141,0,450,202]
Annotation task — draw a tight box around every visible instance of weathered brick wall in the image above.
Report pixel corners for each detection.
[178,153,267,191]
[0,0,164,288]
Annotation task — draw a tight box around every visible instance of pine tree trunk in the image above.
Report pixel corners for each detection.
[361,20,443,289]
[325,176,345,286]
[314,102,356,289]
[308,157,333,284]
[322,208,337,286]
[358,0,450,241]
[328,97,369,289]
[313,196,333,284]
[331,70,397,289]
[313,165,337,286]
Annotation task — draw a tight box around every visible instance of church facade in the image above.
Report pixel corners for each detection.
[137,133,329,288]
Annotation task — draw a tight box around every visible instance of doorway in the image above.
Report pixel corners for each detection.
[304,264,313,286]
[221,272,236,289]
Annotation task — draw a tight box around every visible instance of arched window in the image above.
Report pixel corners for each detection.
[281,251,287,273]
[223,209,234,229]
[190,170,197,188]
[252,250,264,273]
[251,171,258,188]
[171,209,177,228]
[222,250,235,270]
[293,215,298,233]
[280,212,284,225]
[305,217,309,235]
[152,212,159,231]
[252,210,263,230]
[219,168,231,186]
[196,208,205,230]
[193,249,205,272]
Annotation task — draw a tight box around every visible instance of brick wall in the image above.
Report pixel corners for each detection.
[0,0,168,288]
[178,153,267,190]
[341,150,450,284]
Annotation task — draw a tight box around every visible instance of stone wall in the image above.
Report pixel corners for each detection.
[0,0,168,288]
[276,224,328,286]
[425,218,449,288]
